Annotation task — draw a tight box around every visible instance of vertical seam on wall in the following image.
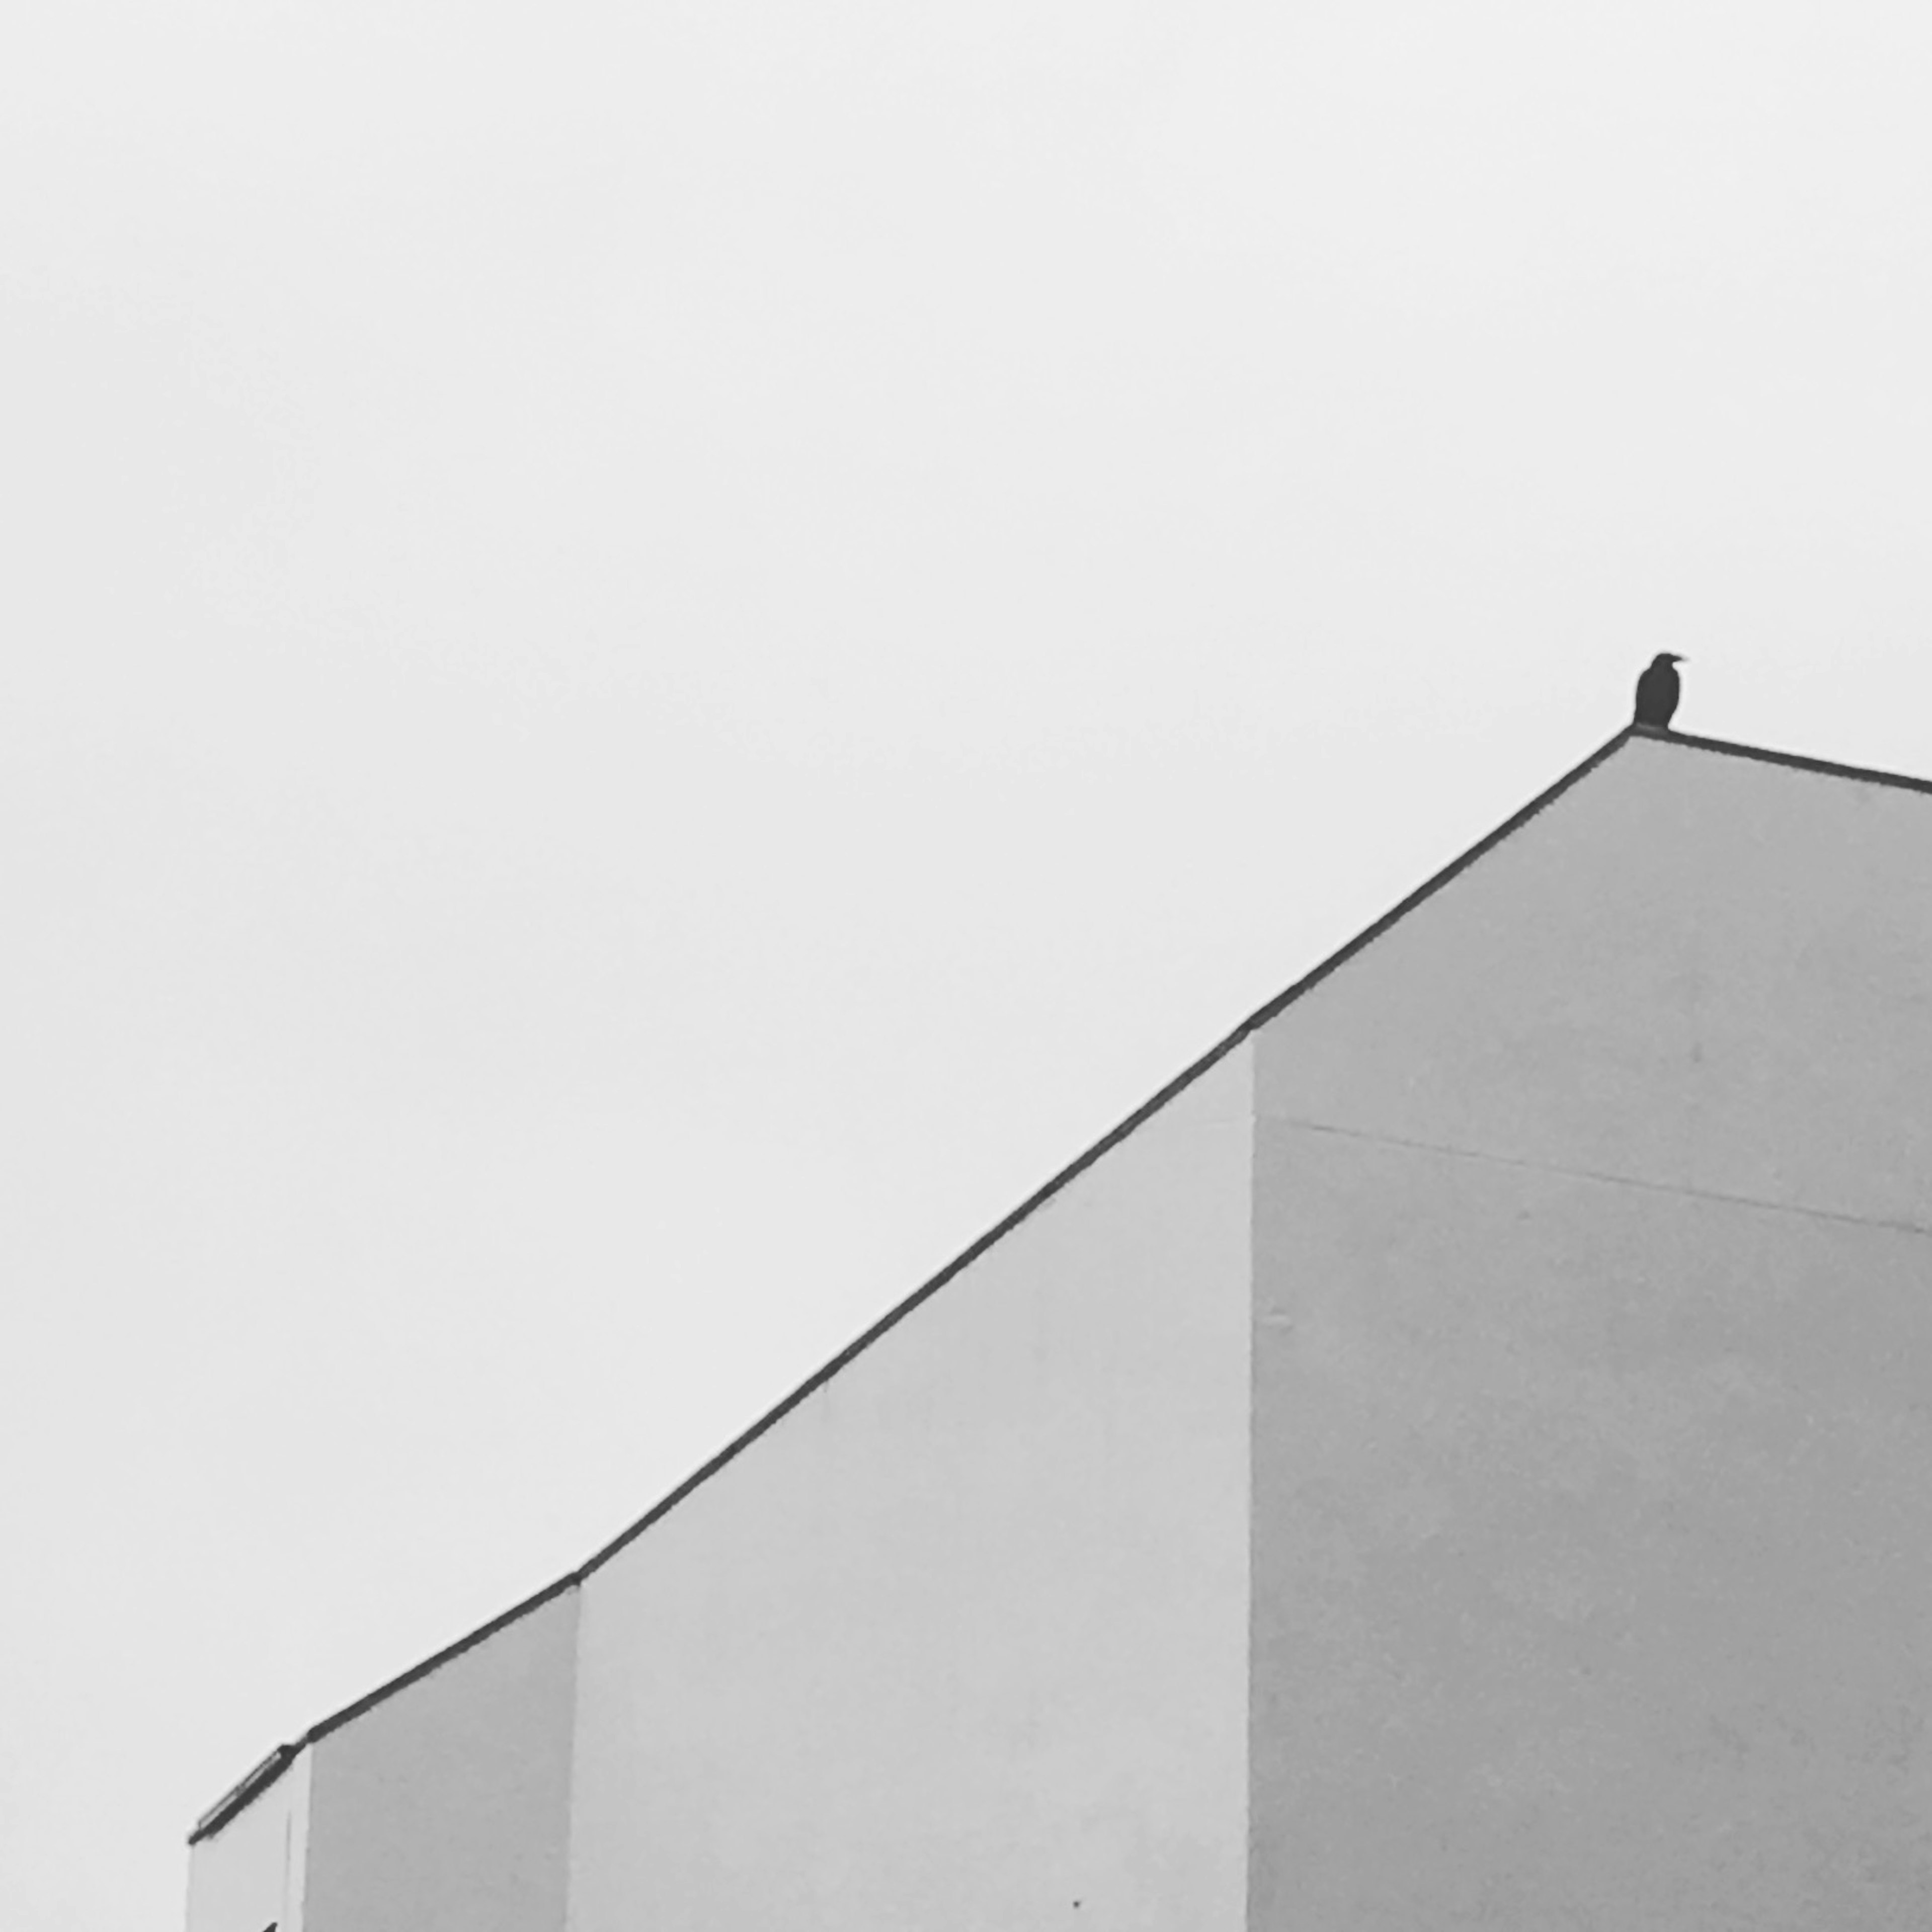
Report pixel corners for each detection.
[287,1750,311,1932]
[557,1583,586,1932]
[1243,1042,1259,1932]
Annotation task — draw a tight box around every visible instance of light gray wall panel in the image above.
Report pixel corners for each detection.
[301,1588,578,1932]
[567,1048,1254,1932]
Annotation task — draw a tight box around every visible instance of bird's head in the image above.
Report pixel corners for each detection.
[1652,652,1685,667]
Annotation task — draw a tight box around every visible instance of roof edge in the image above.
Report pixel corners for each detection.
[186,1575,582,1844]
[569,720,1644,1579]
[1634,722,1932,797]
[190,718,1644,1846]
[189,1743,300,1845]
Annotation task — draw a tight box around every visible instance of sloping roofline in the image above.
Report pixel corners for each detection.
[190,720,1932,1843]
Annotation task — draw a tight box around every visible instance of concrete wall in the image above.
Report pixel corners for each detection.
[191,734,1932,1931]
[1250,738,1932,1929]
[185,1749,310,1932]
[565,1045,1256,1932]
[299,1587,578,1932]
[1255,736,1932,1226]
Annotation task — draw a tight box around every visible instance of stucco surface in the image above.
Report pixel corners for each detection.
[1251,1126,1932,1929]
[299,1587,578,1932]
[185,1748,310,1932]
[188,736,1932,1932]
[1256,737,1932,1228]
[566,1046,1255,1932]
[1249,739,1932,1928]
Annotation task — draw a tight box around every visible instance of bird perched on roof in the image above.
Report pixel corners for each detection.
[1633,653,1684,729]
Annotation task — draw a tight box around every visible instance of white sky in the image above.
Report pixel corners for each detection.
[7,1,1932,1923]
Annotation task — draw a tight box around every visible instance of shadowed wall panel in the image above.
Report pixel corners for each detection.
[300,1589,578,1932]
[1250,740,1932,1929]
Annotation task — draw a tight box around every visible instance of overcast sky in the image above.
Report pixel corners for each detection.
[8,1,1932,1924]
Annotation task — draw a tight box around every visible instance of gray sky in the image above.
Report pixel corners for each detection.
[7,1,1932,1923]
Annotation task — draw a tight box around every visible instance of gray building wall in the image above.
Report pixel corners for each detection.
[565,1046,1254,1932]
[187,1050,1253,1932]
[182,1747,309,1932]
[188,733,1932,1932]
[300,1587,577,1932]
[1251,737,1932,1928]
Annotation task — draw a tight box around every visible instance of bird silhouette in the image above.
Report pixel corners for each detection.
[1634,653,1684,729]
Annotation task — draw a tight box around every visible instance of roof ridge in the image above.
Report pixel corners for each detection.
[1634,723,1932,797]
[196,717,1656,1844]
[565,722,1642,1583]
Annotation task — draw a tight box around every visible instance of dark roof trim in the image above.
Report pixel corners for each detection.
[187,1573,581,1842]
[189,1744,300,1844]
[567,722,1643,1580]
[203,718,1932,1846]
[1636,723,1932,798]
[190,719,1641,1847]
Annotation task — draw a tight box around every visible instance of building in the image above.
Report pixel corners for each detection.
[186,723,1932,1931]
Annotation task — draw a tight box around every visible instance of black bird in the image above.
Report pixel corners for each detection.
[1633,652,1684,729]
